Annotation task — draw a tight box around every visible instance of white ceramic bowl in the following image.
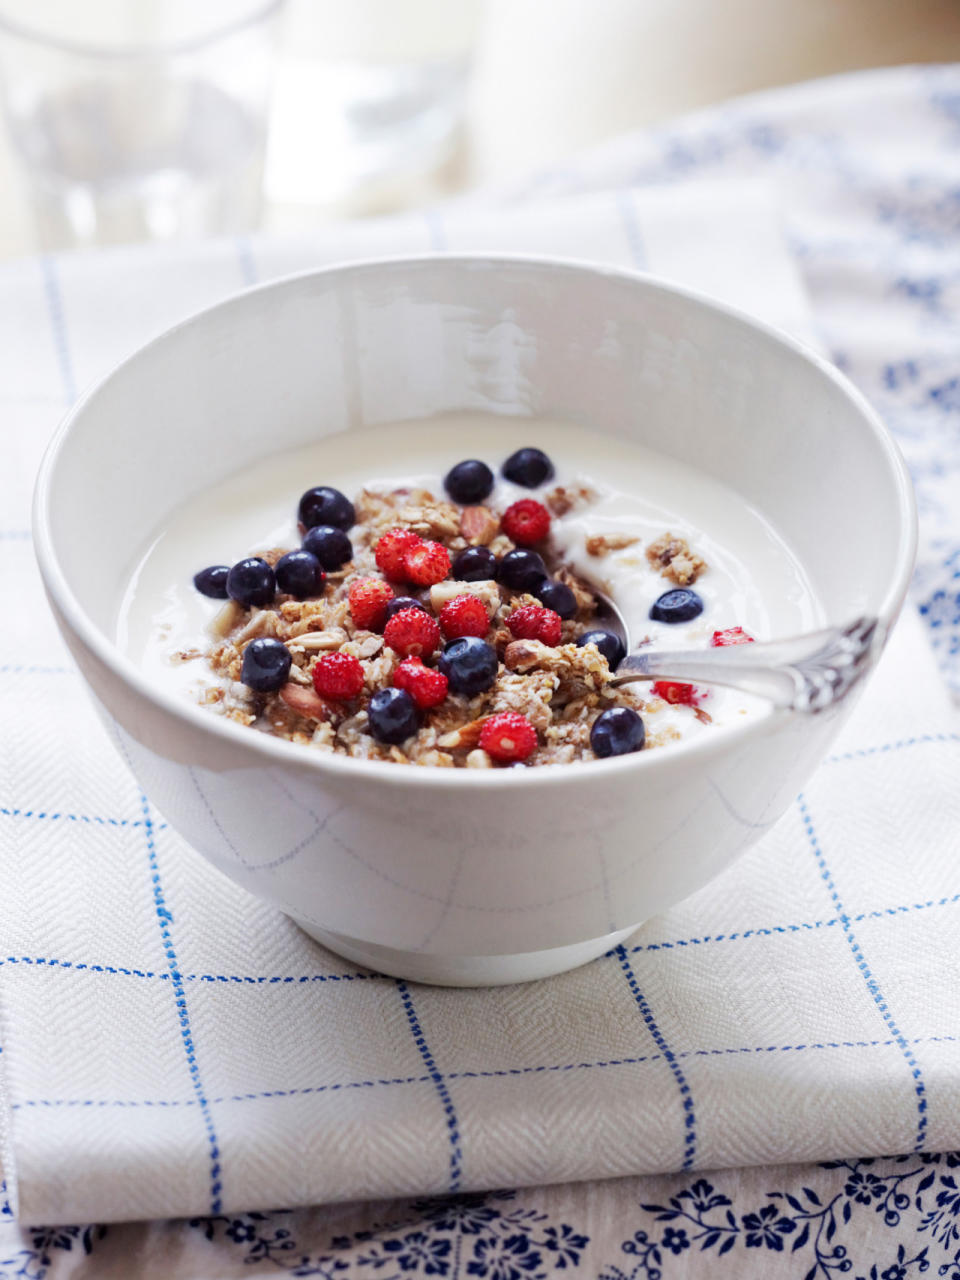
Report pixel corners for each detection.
[33,256,916,985]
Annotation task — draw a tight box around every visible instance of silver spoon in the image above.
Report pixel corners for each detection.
[594,596,883,714]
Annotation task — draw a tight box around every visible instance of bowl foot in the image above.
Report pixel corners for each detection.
[289,918,641,986]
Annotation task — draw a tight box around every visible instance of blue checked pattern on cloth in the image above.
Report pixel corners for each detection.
[0,65,960,1263]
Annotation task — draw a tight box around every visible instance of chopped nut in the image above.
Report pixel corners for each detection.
[290,630,348,651]
[466,749,494,768]
[460,505,500,545]
[232,610,278,646]
[208,599,244,638]
[278,683,333,721]
[437,717,490,750]
[646,532,707,585]
[585,532,640,556]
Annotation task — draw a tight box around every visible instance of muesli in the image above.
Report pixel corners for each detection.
[184,446,753,768]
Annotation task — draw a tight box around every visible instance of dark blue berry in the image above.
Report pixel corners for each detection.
[298,486,355,531]
[384,595,429,621]
[536,578,577,619]
[193,564,230,599]
[590,707,645,758]
[502,447,554,488]
[649,589,704,624]
[577,629,627,670]
[275,550,325,599]
[367,687,419,744]
[227,557,276,608]
[302,524,353,570]
[444,459,495,504]
[452,546,498,582]
[497,548,547,592]
[438,636,499,695]
[240,638,292,692]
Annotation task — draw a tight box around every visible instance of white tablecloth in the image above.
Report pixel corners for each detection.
[2,62,960,1280]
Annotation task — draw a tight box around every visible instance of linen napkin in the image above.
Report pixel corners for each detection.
[1,154,959,1228]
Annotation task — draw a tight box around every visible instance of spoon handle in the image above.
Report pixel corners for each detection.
[610,616,883,713]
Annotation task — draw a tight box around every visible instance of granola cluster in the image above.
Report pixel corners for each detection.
[186,484,708,768]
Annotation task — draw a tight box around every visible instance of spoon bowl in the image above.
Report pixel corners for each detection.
[595,590,884,713]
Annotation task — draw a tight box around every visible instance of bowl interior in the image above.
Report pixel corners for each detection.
[39,257,914,646]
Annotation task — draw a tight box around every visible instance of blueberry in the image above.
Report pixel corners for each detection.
[227,557,276,608]
[193,564,230,599]
[302,524,353,570]
[444,459,495,505]
[275,550,325,599]
[502,447,554,488]
[649,589,704,624]
[577,628,627,670]
[536,578,577,620]
[497,548,547,592]
[368,687,419,744]
[452,546,498,582]
[590,707,645,758]
[384,595,429,621]
[298,486,355,531]
[438,636,499,695]
[240,637,292,692]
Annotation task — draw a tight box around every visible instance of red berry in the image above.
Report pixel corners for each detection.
[651,680,699,707]
[505,604,562,646]
[313,651,365,700]
[375,527,423,580]
[402,540,451,586]
[384,607,441,658]
[439,594,489,640]
[393,656,449,709]
[479,712,538,763]
[711,626,756,647]
[348,577,393,631]
[501,499,551,546]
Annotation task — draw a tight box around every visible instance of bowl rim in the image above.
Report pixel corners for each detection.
[32,252,918,791]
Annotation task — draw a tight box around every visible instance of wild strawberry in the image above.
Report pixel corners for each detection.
[479,712,538,763]
[312,651,365,700]
[439,594,489,640]
[384,607,441,658]
[402,539,451,586]
[393,656,449,708]
[711,626,755,646]
[375,527,423,580]
[651,680,699,707]
[501,499,550,546]
[348,577,393,631]
[505,604,562,646]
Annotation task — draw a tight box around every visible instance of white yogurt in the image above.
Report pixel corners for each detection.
[117,413,824,747]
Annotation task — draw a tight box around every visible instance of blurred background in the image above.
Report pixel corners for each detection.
[1,0,960,261]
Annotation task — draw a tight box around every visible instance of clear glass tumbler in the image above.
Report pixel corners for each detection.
[0,0,285,250]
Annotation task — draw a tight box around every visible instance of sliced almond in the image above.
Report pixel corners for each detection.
[292,629,349,651]
[460,505,500,545]
[279,683,333,721]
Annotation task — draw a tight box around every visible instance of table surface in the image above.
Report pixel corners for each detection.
[2,0,960,262]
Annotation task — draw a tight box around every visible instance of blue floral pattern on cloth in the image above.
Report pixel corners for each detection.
[10,1157,960,1277]
[4,60,960,1280]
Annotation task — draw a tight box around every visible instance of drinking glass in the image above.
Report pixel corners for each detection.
[0,0,285,249]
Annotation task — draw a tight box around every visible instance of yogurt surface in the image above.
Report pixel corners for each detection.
[117,413,824,749]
